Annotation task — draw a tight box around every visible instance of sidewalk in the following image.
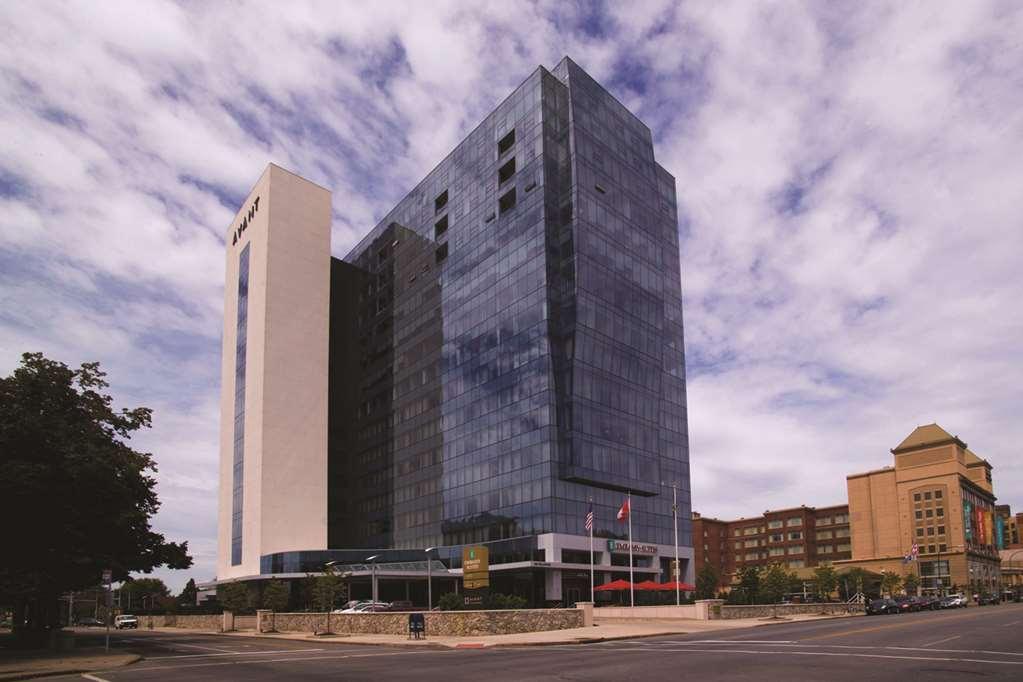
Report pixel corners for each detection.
[0,648,140,681]
[163,612,860,649]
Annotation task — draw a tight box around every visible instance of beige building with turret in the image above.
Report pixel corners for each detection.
[836,424,1002,595]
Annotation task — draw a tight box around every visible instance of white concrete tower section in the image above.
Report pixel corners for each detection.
[217,164,332,580]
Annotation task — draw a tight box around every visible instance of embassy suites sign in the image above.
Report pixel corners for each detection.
[231,195,260,246]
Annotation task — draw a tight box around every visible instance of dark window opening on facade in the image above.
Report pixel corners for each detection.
[498,129,515,156]
[435,242,448,263]
[498,157,516,185]
[434,215,448,239]
[434,190,448,213]
[498,188,517,215]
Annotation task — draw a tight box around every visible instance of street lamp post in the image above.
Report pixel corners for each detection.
[324,561,339,635]
[366,555,380,604]
[425,547,437,611]
[662,481,681,606]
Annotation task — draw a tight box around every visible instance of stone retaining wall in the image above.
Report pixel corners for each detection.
[140,614,225,630]
[261,608,583,636]
[594,605,698,619]
[719,603,863,619]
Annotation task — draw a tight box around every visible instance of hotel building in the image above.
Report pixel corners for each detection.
[837,424,1003,595]
[215,58,693,606]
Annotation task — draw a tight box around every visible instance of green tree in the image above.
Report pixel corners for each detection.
[695,564,720,600]
[839,567,871,600]
[880,571,902,598]
[759,563,792,604]
[178,578,198,606]
[0,353,192,643]
[813,566,839,600]
[218,583,254,613]
[903,572,920,595]
[120,577,170,612]
[736,565,761,605]
[311,573,345,611]
[261,579,290,612]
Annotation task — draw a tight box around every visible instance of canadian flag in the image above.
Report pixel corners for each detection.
[617,497,630,522]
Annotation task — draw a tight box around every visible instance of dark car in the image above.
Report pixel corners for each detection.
[916,596,941,611]
[893,597,919,613]
[977,594,1001,606]
[76,617,104,627]
[866,598,899,615]
[387,601,414,612]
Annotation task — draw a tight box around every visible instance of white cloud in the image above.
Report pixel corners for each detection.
[1,1,1020,589]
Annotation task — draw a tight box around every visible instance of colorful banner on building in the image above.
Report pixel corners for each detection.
[995,515,1005,550]
[984,509,994,546]
[964,501,972,541]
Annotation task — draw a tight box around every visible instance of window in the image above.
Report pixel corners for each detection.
[498,129,515,156]
[768,520,784,529]
[818,517,832,526]
[915,510,923,519]
[816,531,833,540]
[836,544,851,552]
[914,493,921,502]
[498,188,517,215]
[936,507,944,517]
[788,531,802,540]
[744,553,758,561]
[937,526,945,535]
[434,190,448,213]
[819,545,832,554]
[926,527,935,536]
[927,544,936,553]
[498,157,516,185]
[834,528,850,538]
[734,530,741,537]
[939,544,947,552]
[434,215,448,239]
[769,547,785,556]
[924,492,932,500]
[787,545,804,555]
[916,528,924,537]
[788,560,805,568]
[744,540,759,548]
[925,509,933,518]
[734,542,741,550]
[786,517,802,527]
[435,243,448,264]
[934,490,942,499]
[770,533,783,543]
[834,514,848,524]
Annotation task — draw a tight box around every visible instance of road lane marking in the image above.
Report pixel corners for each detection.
[801,609,1004,641]
[104,648,457,674]
[145,647,325,660]
[81,674,110,682]
[921,635,961,648]
[615,646,1023,667]
[113,636,237,653]
[605,641,1023,657]
[1004,620,1020,627]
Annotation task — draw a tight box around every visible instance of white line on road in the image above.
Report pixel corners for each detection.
[113,648,456,674]
[618,646,1023,667]
[608,641,1023,657]
[145,647,325,660]
[1004,620,1020,627]
[81,674,110,682]
[113,636,237,653]
[921,635,961,648]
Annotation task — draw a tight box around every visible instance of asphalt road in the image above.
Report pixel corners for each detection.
[59,602,1023,681]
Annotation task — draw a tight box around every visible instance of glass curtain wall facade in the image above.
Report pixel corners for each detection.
[326,57,691,555]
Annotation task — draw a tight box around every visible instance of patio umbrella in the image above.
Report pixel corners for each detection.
[634,580,663,591]
[658,581,696,591]
[593,579,633,591]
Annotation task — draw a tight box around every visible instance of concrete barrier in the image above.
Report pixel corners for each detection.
[719,603,863,619]
[593,604,699,620]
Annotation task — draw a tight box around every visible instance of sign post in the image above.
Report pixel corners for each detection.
[462,546,489,606]
[102,569,112,652]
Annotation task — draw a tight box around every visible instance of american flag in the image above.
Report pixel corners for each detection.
[585,503,593,532]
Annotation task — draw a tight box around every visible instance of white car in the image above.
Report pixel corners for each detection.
[114,615,138,629]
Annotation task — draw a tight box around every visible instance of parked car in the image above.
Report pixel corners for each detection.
[940,594,966,609]
[977,594,1001,606]
[337,601,389,614]
[114,615,138,629]
[387,601,414,612]
[893,597,919,613]
[916,595,941,611]
[76,617,105,627]
[866,598,899,615]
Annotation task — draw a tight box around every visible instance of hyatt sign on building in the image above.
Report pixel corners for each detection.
[214,58,693,606]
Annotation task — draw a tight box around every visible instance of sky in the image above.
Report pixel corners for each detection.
[1,1,1021,592]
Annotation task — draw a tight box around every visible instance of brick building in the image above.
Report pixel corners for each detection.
[692,505,851,588]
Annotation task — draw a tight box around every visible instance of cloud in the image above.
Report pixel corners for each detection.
[1,1,1020,589]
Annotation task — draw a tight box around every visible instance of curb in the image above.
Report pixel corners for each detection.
[0,654,141,682]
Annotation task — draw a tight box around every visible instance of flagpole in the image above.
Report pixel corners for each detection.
[589,497,594,602]
[672,483,680,606]
[628,491,634,608]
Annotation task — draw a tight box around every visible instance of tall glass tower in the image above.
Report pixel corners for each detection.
[218,57,691,606]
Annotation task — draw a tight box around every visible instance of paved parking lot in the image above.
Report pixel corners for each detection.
[57,602,1023,681]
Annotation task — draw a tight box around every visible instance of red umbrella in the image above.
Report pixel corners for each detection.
[593,579,634,591]
[658,581,695,591]
[634,580,662,591]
